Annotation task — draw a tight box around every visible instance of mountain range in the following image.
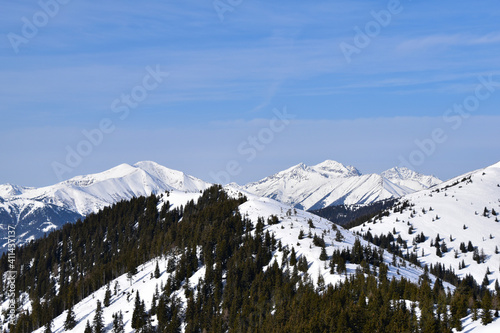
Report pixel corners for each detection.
[0,161,211,250]
[241,160,442,210]
[0,160,442,251]
[1,160,500,332]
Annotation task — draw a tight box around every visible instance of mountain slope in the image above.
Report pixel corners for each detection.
[242,160,441,210]
[351,160,500,287]
[0,161,211,250]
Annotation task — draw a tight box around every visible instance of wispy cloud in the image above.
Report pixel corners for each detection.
[396,32,500,53]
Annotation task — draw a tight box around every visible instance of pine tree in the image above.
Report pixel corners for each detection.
[290,247,297,266]
[472,300,479,321]
[337,257,346,275]
[154,261,161,279]
[319,247,328,261]
[460,242,466,253]
[151,284,159,315]
[335,230,344,242]
[104,284,112,307]
[440,241,447,253]
[298,229,304,240]
[112,311,125,333]
[436,246,442,258]
[450,293,466,331]
[132,291,146,329]
[317,273,325,292]
[93,300,104,333]
[482,273,490,289]
[84,320,92,333]
[298,256,308,273]
[63,305,77,330]
[481,292,493,325]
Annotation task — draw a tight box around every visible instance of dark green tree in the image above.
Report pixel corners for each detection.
[112,311,125,333]
[93,300,104,333]
[319,247,328,261]
[335,230,344,242]
[154,261,161,279]
[63,305,77,330]
[290,247,297,266]
[481,292,493,325]
[104,284,112,307]
[132,291,147,329]
[84,320,92,333]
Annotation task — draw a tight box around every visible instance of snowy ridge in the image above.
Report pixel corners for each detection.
[242,160,441,210]
[0,161,211,250]
[352,160,500,288]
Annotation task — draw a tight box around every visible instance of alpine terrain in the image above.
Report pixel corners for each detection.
[242,160,442,210]
[351,161,500,288]
[0,162,499,333]
[0,161,211,251]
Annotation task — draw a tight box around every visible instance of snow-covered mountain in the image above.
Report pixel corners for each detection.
[352,160,500,287]
[0,161,211,250]
[242,160,442,210]
[3,177,498,332]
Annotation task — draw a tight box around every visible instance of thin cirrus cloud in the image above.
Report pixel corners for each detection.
[396,32,500,53]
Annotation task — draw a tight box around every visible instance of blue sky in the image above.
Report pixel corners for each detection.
[1,0,499,186]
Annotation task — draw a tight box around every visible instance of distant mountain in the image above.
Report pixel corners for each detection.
[0,161,211,250]
[241,160,442,210]
[351,160,500,287]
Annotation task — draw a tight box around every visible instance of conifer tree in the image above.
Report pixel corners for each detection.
[84,320,92,333]
[151,284,159,316]
[132,291,146,329]
[337,257,346,275]
[436,246,442,258]
[472,300,479,321]
[460,242,466,253]
[481,292,493,325]
[440,241,447,253]
[298,230,304,240]
[319,246,328,261]
[450,293,466,331]
[104,284,112,307]
[154,261,161,279]
[298,256,308,273]
[63,305,77,330]
[290,247,297,266]
[112,311,125,333]
[482,274,490,289]
[93,300,104,333]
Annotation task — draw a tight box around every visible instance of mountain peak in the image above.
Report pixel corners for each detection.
[314,160,361,177]
[0,183,27,197]
[382,166,420,180]
[134,160,165,170]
